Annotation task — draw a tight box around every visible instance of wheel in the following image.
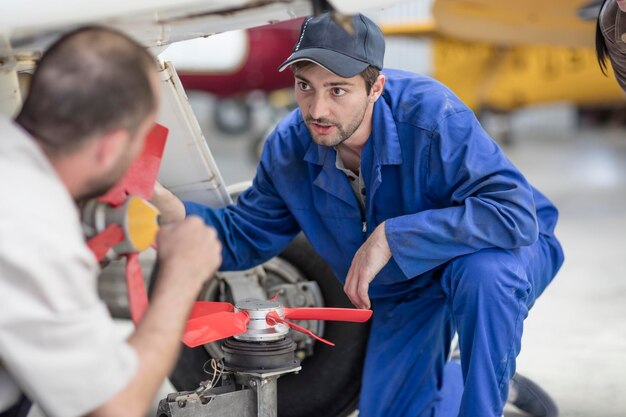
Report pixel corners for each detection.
[212,97,253,136]
[169,234,369,417]
[508,372,559,417]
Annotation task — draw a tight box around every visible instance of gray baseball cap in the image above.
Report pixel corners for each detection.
[278,13,385,78]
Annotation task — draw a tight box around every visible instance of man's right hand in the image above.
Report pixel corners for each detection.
[90,217,221,417]
[155,216,222,289]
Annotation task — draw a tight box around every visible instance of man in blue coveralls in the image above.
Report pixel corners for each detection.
[153,12,564,417]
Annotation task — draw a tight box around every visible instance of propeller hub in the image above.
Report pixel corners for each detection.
[222,337,300,373]
[81,196,159,256]
[234,300,289,342]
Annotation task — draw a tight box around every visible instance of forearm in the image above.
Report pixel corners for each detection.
[344,222,391,309]
[386,197,538,279]
[87,271,203,417]
[184,201,299,271]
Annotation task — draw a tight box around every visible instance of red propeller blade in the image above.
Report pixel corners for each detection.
[99,123,169,206]
[86,224,125,262]
[188,301,235,320]
[183,311,249,348]
[283,307,373,322]
[125,253,148,324]
[267,312,334,346]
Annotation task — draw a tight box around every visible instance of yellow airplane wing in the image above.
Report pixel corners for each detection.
[431,37,623,110]
[378,1,624,112]
[432,0,596,48]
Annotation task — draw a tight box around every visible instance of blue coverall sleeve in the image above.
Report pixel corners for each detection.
[184,148,301,271]
[385,109,539,279]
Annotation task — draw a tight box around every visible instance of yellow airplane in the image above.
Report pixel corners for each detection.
[379,0,625,113]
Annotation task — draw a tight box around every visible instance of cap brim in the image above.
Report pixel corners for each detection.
[278,48,370,78]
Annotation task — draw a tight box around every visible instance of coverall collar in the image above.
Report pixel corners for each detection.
[302,98,403,211]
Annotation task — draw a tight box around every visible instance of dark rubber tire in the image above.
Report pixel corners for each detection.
[169,234,369,417]
[509,372,559,417]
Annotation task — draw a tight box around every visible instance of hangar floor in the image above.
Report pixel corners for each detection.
[498,106,626,417]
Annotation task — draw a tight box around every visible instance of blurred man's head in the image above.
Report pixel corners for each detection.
[15,26,159,200]
[278,13,386,147]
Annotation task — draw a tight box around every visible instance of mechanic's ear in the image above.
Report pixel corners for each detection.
[93,129,131,171]
[369,74,386,103]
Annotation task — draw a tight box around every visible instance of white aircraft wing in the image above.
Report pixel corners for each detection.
[0,0,399,207]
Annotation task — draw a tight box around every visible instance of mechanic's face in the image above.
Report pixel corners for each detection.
[80,73,161,202]
[109,111,157,184]
[294,64,371,147]
[80,111,157,202]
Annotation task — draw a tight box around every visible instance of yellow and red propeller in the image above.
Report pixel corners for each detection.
[84,123,168,324]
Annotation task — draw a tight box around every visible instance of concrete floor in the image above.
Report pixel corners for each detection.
[500,107,626,417]
[202,100,626,417]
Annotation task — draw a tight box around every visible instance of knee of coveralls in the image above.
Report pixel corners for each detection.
[358,281,455,417]
[439,247,533,417]
[526,232,564,307]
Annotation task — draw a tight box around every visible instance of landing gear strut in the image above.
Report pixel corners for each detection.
[159,300,309,417]
[157,339,300,417]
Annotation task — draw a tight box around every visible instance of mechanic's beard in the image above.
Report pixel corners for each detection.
[75,154,134,203]
[306,105,368,147]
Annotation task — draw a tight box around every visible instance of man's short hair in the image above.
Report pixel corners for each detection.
[15,26,157,155]
[291,62,380,95]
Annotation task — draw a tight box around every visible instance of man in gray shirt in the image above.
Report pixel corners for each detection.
[0,27,222,417]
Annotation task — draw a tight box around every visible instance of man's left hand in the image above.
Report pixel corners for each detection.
[344,222,392,309]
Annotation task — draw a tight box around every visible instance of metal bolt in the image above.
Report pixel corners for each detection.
[295,294,306,306]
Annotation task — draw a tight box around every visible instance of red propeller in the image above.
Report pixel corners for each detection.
[184,310,250,348]
[182,300,373,348]
[85,123,168,324]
